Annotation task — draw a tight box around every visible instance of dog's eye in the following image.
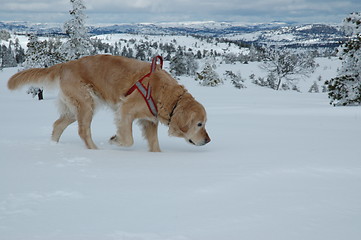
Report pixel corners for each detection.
[197,123,203,127]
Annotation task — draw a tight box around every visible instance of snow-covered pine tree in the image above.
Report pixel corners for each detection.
[326,12,361,106]
[170,47,186,76]
[23,36,65,100]
[0,43,17,68]
[195,59,223,87]
[23,35,64,69]
[184,51,199,76]
[248,43,261,62]
[224,70,246,89]
[308,81,320,93]
[14,38,25,64]
[23,35,44,69]
[170,55,187,77]
[223,53,239,64]
[0,30,10,41]
[135,43,147,60]
[62,0,92,60]
[170,48,198,77]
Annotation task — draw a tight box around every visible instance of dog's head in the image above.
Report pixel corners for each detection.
[168,95,211,146]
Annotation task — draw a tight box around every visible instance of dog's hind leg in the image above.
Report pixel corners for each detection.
[76,100,97,150]
[62,85,97,149]
[138,119,161,152]
[52,115,76,142]
[52,99,76,142]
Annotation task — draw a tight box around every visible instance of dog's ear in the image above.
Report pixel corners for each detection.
[168,108,194,137]
[179,126,189,134]
[178,111,195,134]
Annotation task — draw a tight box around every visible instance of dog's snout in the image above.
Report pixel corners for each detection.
[204,136,211,144]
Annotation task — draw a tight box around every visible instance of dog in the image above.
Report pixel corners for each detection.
[7,55,211,152]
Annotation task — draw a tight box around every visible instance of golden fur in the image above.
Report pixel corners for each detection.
[8,55,211,151]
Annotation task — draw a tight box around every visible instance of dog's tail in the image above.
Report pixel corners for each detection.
[7,63,63,90]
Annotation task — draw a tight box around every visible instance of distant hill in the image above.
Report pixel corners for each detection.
[0,21,347,49]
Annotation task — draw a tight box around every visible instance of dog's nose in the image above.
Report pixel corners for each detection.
[205,136,211,144]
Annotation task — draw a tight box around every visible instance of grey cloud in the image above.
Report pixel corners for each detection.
[0,0,360,24]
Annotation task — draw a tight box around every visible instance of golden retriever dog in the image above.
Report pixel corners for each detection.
[7,55,211,152]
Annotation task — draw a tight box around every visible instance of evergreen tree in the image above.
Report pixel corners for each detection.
[135,43,146,60]
[223,53,239,64]
[170,48,198,77]
[1,43,17,68]
[185,52,199,76]
[127,48,134,58]
[170,50,187,76]
[249,44,261,62]
[195,59,223,87]
[0,36,25,68]
[0,30,11,41]
[24,35,40,68]
[113,42,120,55]
[14,38,25,64]
[309,81,320,93]
[326,12,361,106]
[224,70,246,89]
[23,35,65,100]
[121,46,128,57]
[62,0,92,60]
[196,50,202,59]
[25,36,63,69]
[6,41,17,67]
[0,46,3,70]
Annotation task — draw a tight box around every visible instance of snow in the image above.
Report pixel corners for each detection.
[1,57,361,240]
[92,34,246,55]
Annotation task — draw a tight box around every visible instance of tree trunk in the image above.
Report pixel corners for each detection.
[37,89,43,100]
[276,78,282,90]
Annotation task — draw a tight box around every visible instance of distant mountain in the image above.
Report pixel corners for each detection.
[0,21,62,35]
[226,23,347,48]
[0,21,346,48]
[87,21,295,36]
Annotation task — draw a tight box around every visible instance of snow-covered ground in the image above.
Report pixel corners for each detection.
[1,59,361,240]
[93,33,247,55]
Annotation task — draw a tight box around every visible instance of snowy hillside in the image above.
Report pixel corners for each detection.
[227,23,345,48]
[93,33,247,56]
[1,55,361,240]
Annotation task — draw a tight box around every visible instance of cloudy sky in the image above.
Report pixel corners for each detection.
[0,0,360,24]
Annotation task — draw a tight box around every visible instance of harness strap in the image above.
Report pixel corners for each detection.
[125,56,163,117]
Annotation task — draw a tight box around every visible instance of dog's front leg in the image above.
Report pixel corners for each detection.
[138,119,161,152]
[110,114,134,147]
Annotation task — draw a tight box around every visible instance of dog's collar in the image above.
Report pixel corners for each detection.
[167,91,186,126]
[168,99,179,125]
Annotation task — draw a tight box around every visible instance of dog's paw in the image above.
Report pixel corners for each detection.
[109,135,117,141]
[109,135,134,147]
[109,135,119,145]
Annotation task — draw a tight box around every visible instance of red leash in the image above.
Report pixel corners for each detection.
[125,56,163,117]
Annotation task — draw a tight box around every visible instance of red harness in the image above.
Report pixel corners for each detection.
[125,56,163,117]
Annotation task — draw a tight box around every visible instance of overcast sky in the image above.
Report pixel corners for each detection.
[0,0,360,24]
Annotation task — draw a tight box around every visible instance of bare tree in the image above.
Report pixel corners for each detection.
[261,47,316,90]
